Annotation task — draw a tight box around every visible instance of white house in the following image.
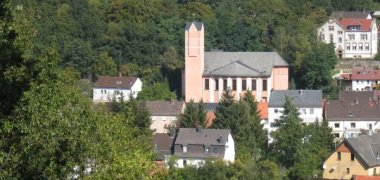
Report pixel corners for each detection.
[173,128,235,168]
[325,91,380,139]
[268,90,323,135]
[142,101,185,133]
[317,11,377,59]
[93,76,142,102]
[350,67,380,91]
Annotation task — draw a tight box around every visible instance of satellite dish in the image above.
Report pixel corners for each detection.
[323,164,327,169]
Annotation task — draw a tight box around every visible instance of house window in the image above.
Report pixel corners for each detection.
[351,123,356,128]
[183,159,187,166]
[359,43,363,50]
[365,43,370,50]
[183,145,187,153]
[232,79,237,91]
[346,43,350,50]
[310,109,314,114]
[320,34,325,40]
[301,109,306,114]
[334,133,340,138]
[252,79,257,90]
[351,153,354,161]
[205,79,209,90]
[335,123,340,128]
[338,152,341,160]
[262,79,267,91]
[338,37,342,43]
[347,168,350,174]
[338,30,343,35]
[369,124,373,130]
[223,79,228,90]
[274,109,279,113]
[213,147,218,153]
[328,26,334,31]
[162,117,166,121]
[349,34,355,40]
[361,34,368,40]
[330,34,333,43]
[242,79,247,91]
[215,79,219,91]
[352,43,357,50]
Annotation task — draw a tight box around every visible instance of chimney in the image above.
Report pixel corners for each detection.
[217,135,223,144]
[196,125,202,133]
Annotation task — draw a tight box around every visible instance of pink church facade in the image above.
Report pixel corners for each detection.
[184,22,289,103]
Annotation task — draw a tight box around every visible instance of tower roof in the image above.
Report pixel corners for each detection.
[185,22,203,31]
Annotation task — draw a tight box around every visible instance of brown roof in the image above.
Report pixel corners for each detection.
[94,76,138,89]
[351,68,380,80]
[337,18,372,32]
[142,101,185,116]
[152,133,174,156]
[325,91,380,121]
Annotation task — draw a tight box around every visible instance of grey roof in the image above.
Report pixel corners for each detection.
[204,52,288,77]
[331,11,371,19]
[185,22,203,31]
[193,103,219,112]
[94,76,138,89]
[142,101,185,116]
[345,133,380,168]
[175,128,231,146]
[325,91,380,121]
[269,90,323,108]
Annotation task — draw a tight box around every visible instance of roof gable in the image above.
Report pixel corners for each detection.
[142,101,185,116]
[94,76,138,89]
[204,52,288,77]
[269,90,323,108]
[346,134,380,168]
[185,22,203,31]
[175,128,231,146]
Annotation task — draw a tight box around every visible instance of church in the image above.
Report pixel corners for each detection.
[183,22,289,103]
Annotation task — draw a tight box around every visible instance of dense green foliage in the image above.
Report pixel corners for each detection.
[213,90,266,159]
[10,0,378,96]
[177,99,207,128]
[0,0,374,178]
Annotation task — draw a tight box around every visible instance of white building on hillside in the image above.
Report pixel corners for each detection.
[268,90,323,135]
[93,76,142,102]
[317,11,377,59]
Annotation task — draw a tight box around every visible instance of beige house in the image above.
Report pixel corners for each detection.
[142,101,185,133]
[323,133,380,179]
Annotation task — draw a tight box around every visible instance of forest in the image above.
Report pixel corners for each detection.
[1,0,380,179]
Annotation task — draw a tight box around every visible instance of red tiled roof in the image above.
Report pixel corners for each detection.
[353,175,380,180]
[94,76,138,89]
[351,68,380,80]
[258,102,268,119]
[341,73,351,80]
[337,18,372,31]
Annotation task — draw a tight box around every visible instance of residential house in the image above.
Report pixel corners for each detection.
[173,127,235,168]
[93,76,142,102]
[325,91,380,139]
[268,90,323,134]
[142,101,185,133]
[317,11,378,59]
[323,133,380,179]
[183,22,289,103]
[338,67,380,91]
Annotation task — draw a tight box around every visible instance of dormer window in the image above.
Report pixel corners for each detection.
[183,145,187,153]
[376,151,380,159]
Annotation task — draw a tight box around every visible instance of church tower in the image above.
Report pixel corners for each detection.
[184,22,204,102]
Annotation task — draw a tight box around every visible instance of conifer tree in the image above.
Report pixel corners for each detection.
[177,99,207,128]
